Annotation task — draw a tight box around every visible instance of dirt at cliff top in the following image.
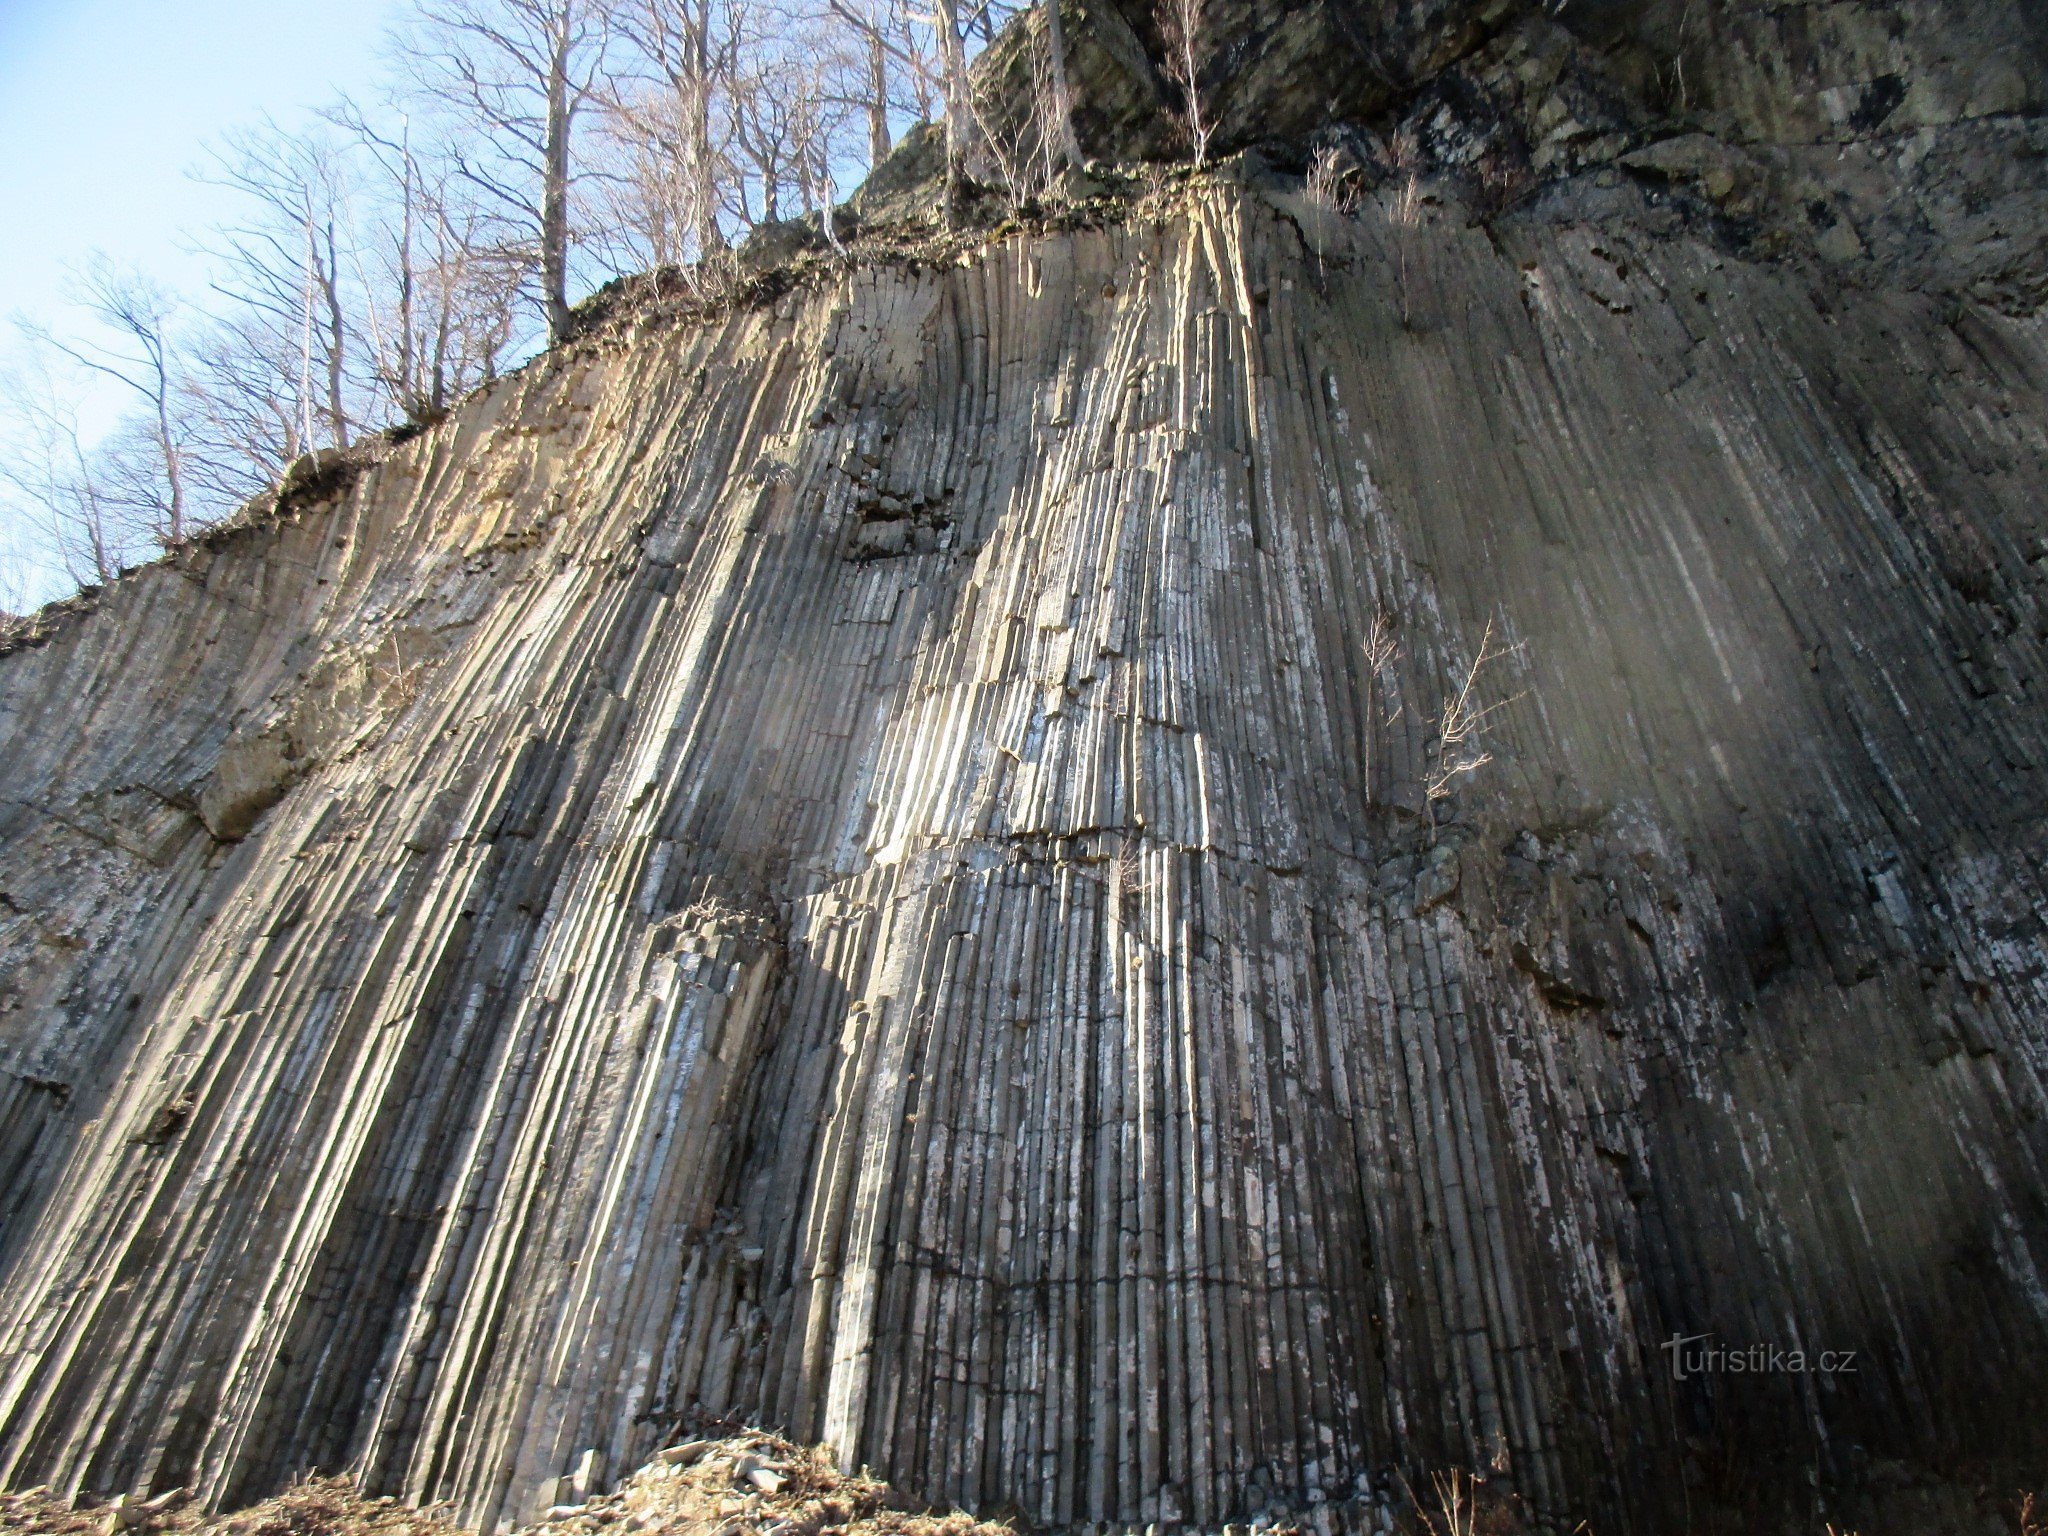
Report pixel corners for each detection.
[0,1435,1024,1536]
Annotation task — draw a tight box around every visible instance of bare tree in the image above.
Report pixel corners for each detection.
[1359,607,1403,802]
[5,0,1094,607]
[0,532,25,619]
[727,44,800,223]
[18,262,190,545]
[590,99,719,270]
[822,0,946,164]
[403,0,614,344]
[199,122,359,452]
[328,97,523,419]
[846,3,894,164]
[887,3,943,122]
[1386,126,1425,328]
[1303,141,1363,280]
[933,0,979,220]
[643,3,852,235]
[965,36,1054,209]
[1153,0,1209,166]
[332,103,429,417]
[602,0,733,260]
[0,349,138,584]
[1039,0,1081,171]
[1424,617,1525,836]
[179,310,311,505]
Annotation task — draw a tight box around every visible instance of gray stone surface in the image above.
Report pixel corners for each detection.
[969,0,2048,307]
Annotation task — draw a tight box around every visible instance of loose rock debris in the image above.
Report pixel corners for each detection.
[0,1436,1020,1536]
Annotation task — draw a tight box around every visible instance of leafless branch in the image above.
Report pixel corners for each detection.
[1423,617,1526,834]
[1153,0,1209,166]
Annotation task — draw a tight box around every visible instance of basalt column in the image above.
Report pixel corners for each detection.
[0,190,2044,1533]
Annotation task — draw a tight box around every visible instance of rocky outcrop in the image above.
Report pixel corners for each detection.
[970,0,2048,309]
[2,4,2047,1536]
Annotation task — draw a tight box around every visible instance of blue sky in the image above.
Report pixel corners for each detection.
[0,0,406,603]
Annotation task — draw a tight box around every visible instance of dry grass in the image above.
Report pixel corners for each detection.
[10,1443,2031,1536]
[1394,1465,1537,1536]
[1386,128,1425,329]
[0,1434,1018,1536]
[1414,1468,1478,1536]
[1361,607,1403,804]
[1305,144,1358,217]
[1304,144,1361,278]
[516,1431,1012,1536]
[0,1477,463,1535]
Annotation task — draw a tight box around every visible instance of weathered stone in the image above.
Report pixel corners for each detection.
[846,121,950,229]
[197,729,301,842]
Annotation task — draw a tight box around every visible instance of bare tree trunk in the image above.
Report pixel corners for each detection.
[936,0,974,224]
[761,143,781,222]
[1155,0,1210,166]
[542,14,575,345]
[866,29,892,166]
[397,123,419,410]
[322,221,348,444]
[1041,0,1082,170]
[156,384,186,542]
[432,304,453,413]
[298,215,317,459]
[405,0,604,352]
[87,503,117,582]
[689,0,725,255]
[30,267,188,543]
[138,309,187,541]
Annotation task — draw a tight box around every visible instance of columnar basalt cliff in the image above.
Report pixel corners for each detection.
[2,4,2046,1534]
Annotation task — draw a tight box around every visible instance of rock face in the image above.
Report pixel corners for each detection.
[2,5,2047,1535]
[982,0,2048,308]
